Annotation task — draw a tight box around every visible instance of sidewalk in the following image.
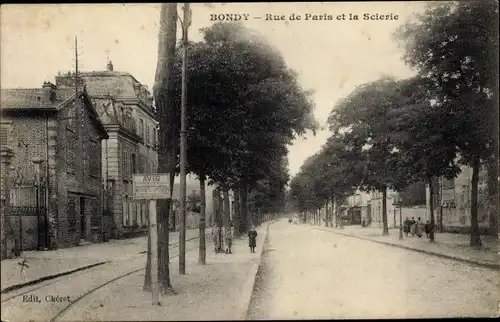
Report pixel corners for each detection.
[313,224,499,269]
[58,222,274,321]
[1,228,201,293]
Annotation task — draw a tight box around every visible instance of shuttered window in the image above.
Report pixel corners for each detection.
[89,140,99,177]
[0,124,9,147]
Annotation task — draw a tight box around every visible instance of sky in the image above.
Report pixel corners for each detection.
[1,2,425,177]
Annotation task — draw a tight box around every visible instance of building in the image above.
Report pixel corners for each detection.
[55,62,159,239]
[426,164,490,234]
[170,175,215,231]
[368,190,397,228]
[346,190,371,225]
[1,82,108,258]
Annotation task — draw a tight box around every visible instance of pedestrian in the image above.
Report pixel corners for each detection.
[415,217,423,238]
[211,225,221,253]
[410,217,416,236]
[248,225,258,253]
[424,220,431,238]
[403,217,410,236]
[224,226,233,254]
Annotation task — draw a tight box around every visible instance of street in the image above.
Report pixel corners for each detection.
[248,220,499,319]
[0,231,203,322]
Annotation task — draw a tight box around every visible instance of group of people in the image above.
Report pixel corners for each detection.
[403,217,433,238]
[211,223,258,254]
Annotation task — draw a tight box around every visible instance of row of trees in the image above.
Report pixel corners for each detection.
[148,4,317,294]
[290,1,498,247]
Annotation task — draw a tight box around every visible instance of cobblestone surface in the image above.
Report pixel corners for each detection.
[248,220,499,319]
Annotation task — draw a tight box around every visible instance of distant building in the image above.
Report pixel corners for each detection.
[1,83,108,258]
[55,62,159,239]
[169,176,215,231]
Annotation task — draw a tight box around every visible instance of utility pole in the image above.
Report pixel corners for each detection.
[179,3,190,275]
[75,36,79,96]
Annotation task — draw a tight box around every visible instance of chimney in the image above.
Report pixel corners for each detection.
[107,61,114,71]
[42,81,57,102]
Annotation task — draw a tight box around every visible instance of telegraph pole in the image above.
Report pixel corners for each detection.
[75,36,79,95]
[179,3,190,275]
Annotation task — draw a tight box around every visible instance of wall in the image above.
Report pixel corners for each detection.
[55,97,104,247]
[368,191,395,228]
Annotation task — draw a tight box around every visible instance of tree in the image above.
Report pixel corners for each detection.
[388,76,461,242]
[328,77,407,235]
[167,22,317,236]
[396,1,499,246]
[145,3,178,294]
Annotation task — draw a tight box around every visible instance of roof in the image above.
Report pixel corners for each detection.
[0,88,75,110]
[1,86,108,140]
[57,71,151,99]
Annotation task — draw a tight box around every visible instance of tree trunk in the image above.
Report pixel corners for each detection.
[487,154,499,238]
[239,183,248,233]
[382,186,389,236]
[325,201,329,227]
[146,2,178,294]
[216,188,223,249]
[158,198,172,293]
[223,187,230,237]
[198,175,206,265]
[143,229,152,291]
[488,74,499,238]
[232,187,241,237]
[470,156,483,247]
[428,175,436,242]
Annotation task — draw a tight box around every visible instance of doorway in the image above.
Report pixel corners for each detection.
[80,197,86,240]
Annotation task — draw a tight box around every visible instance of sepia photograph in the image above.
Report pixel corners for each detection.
[0,1,499,320]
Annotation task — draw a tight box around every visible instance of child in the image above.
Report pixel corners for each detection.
[248,225,258,253]
[224,226,233,254]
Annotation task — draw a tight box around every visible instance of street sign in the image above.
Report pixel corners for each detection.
[133,173,170,200]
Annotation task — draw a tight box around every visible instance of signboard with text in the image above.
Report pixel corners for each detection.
[133,173,170,200]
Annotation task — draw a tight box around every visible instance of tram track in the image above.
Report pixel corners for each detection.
[1,234,208,322]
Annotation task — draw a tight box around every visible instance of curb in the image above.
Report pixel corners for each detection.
[313,226,500,270]
[0,261,110,294]
[238,220,278,320]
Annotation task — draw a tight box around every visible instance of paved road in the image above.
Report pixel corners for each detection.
[248,220,499,319]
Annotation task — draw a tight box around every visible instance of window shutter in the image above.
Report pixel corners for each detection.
[0,125,9,147]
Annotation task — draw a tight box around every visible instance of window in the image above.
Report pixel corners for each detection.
[139,119,145,139]
[66,129,76,174]
[89,140,99,178]
[0,123,10,147]
[122,149,128,178]
[68,197,76,230]
[150,127,154,146]
[145,123,149,145]
[131,153,137,174]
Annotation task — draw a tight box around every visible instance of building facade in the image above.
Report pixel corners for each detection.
[426,164,491,234]
[1,83,108,258]
[55,62,159,239]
